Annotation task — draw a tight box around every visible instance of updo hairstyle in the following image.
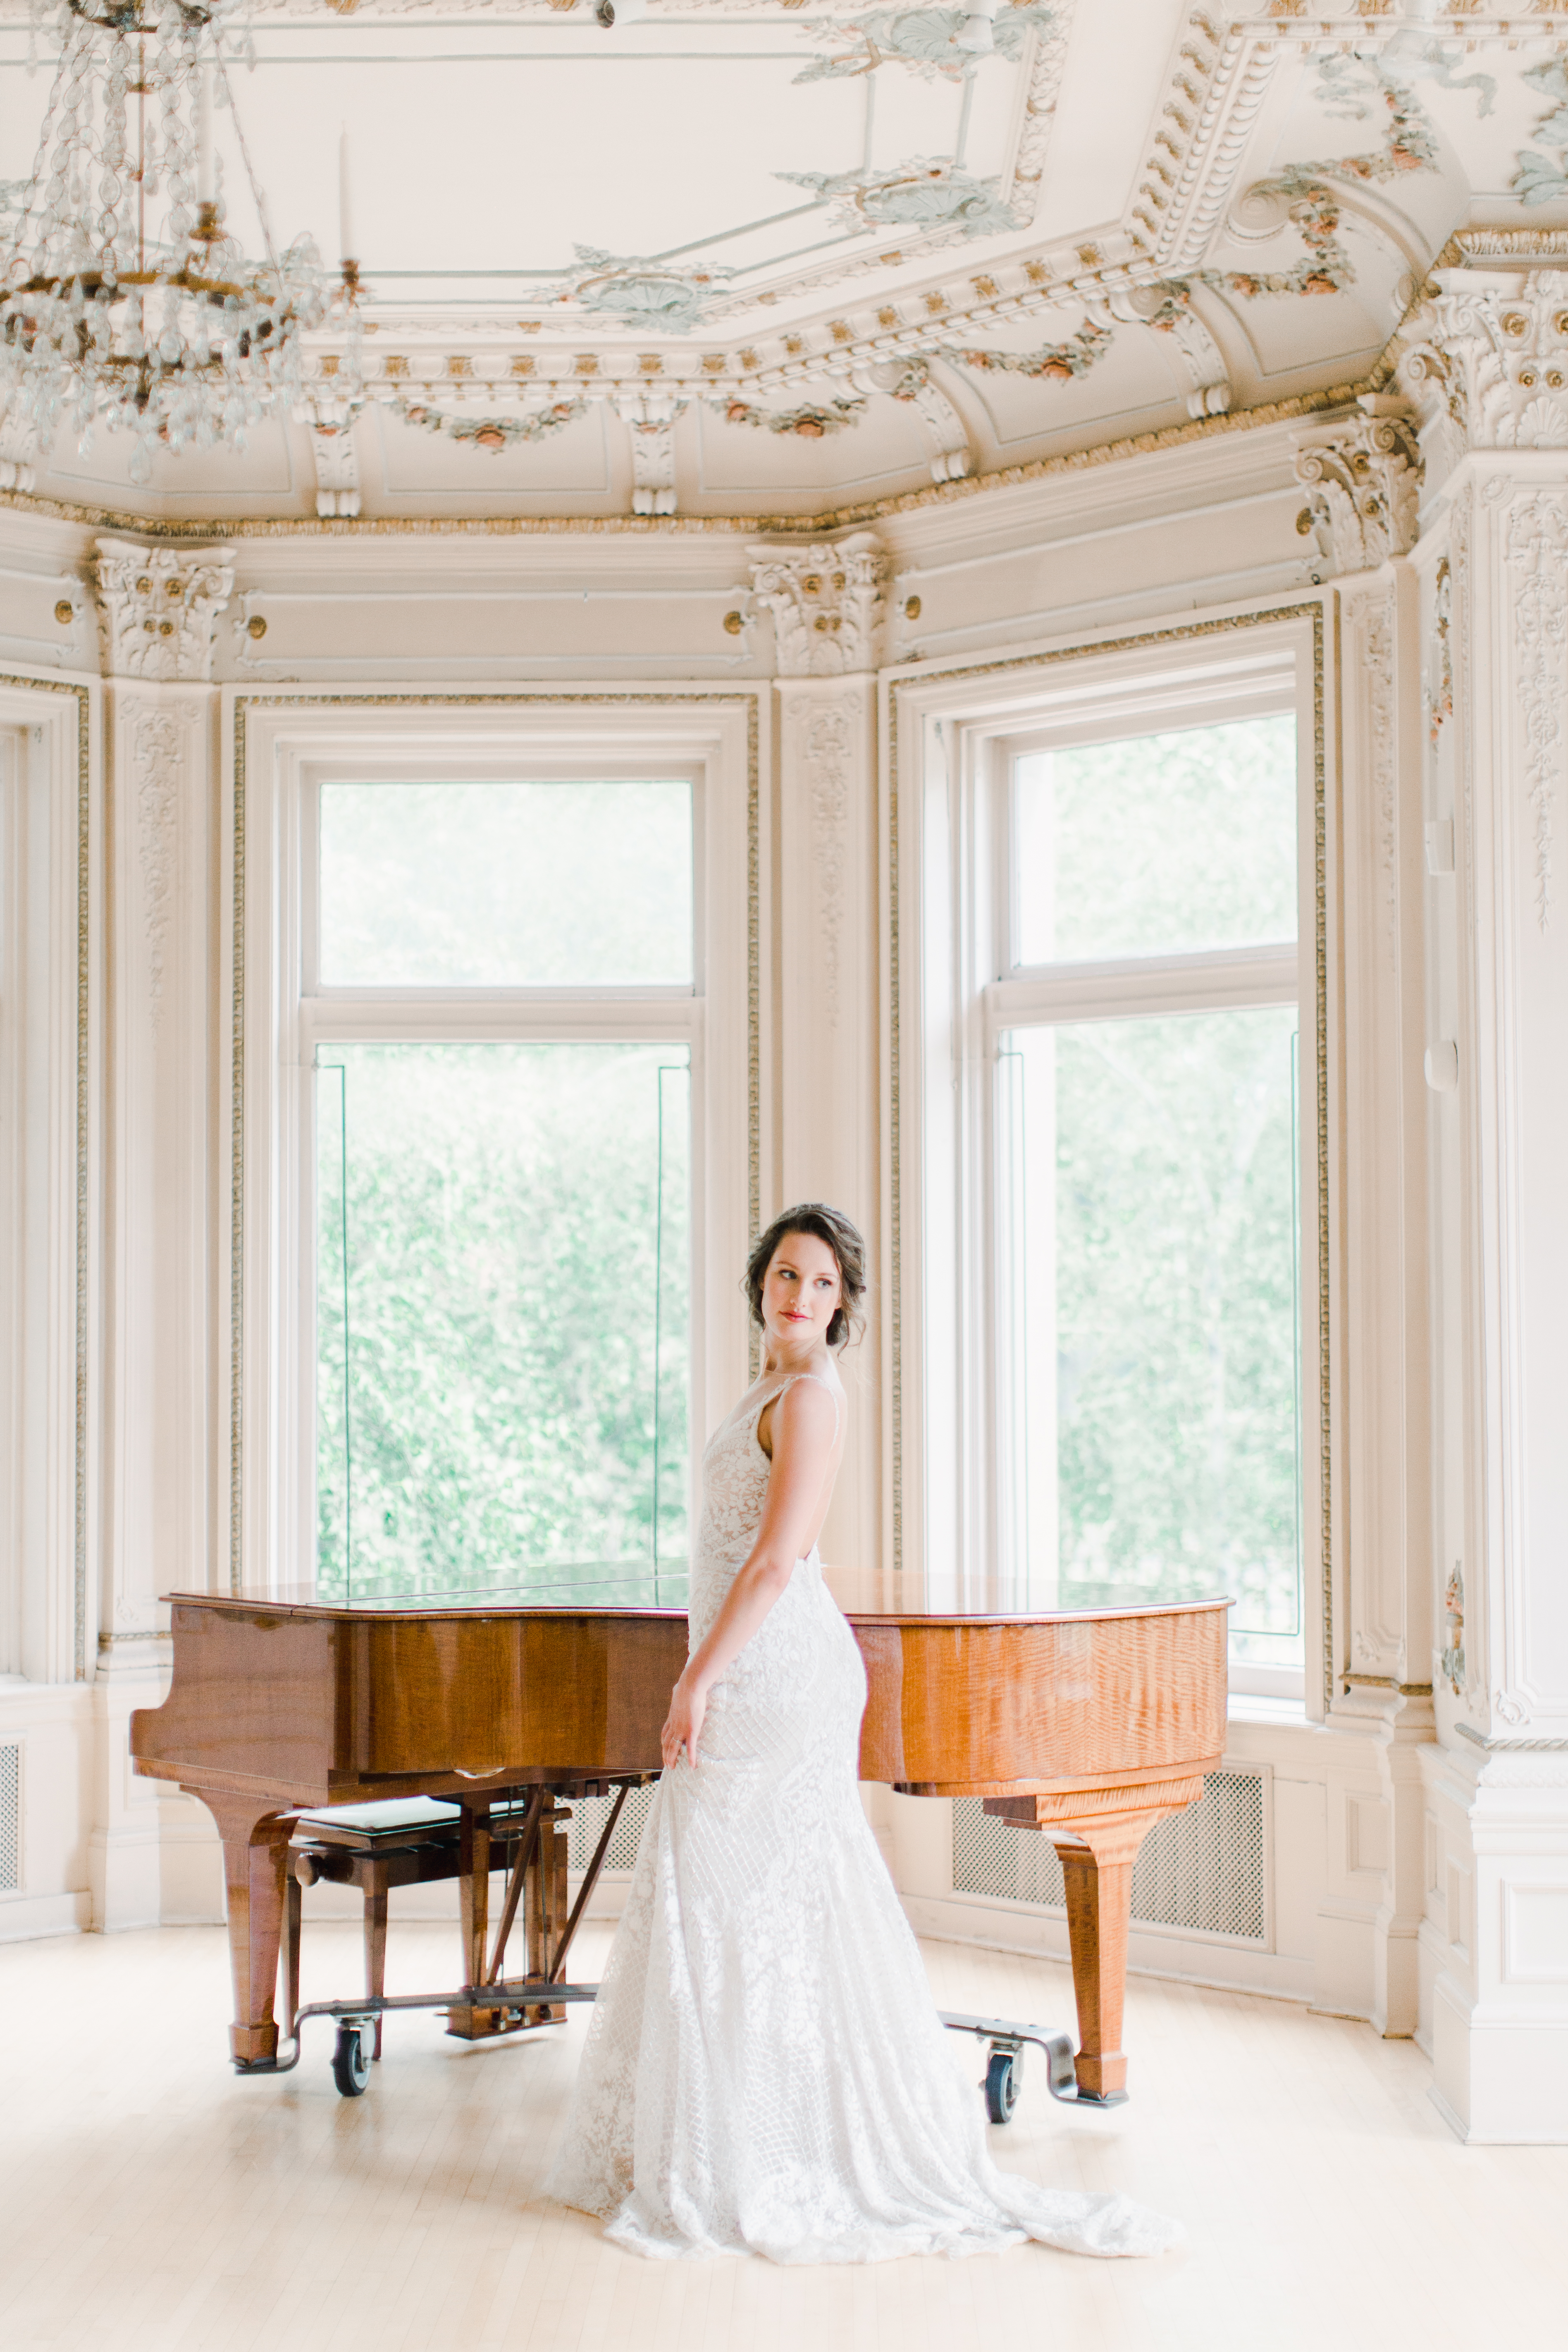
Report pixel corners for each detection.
[744,1203,866,1352]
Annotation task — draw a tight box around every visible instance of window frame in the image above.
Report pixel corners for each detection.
[891,618,1322,1705]
[227,694,760,1602]
[0,676,97,1686]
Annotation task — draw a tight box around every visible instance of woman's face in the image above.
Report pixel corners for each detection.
[761,1230,842,1349]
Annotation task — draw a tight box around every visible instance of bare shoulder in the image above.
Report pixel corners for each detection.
[759,1371,844,1460]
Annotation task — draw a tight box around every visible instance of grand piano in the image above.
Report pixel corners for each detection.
[131,1574,1228,2106]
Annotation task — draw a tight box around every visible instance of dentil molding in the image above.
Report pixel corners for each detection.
[748,532,885,677]
[1291,398,1420,577]
[94,537,236,682]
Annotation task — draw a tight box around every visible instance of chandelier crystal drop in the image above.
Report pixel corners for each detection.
[0,0,331,482]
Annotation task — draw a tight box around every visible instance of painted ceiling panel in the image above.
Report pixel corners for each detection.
[5,2,1568,524]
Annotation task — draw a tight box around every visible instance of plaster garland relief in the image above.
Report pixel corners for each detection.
[1291,399,1421,577]
[748,532,885,677]
[94,537,236,682]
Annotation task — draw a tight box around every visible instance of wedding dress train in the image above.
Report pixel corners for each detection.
[544,1374,1181,2265]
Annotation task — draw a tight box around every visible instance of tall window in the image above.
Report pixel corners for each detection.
[309,775,695,1607]
[990,702,1304,1686]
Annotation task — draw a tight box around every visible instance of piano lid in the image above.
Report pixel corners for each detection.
[165,1569,1233,1628]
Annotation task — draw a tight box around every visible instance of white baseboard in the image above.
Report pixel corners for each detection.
[0,1889,92,1942]
[901,1891,1317,2005]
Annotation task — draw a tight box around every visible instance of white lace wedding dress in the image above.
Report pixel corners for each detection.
[544,1373,1181,2265]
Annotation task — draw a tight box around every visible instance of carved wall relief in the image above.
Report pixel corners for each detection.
[1501,489,1568,933]
[1364,595,1397,946]
[129,706,184,1029]
[796,695,854,1027]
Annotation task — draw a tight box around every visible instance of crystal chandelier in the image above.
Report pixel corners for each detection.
[0,0,329,482]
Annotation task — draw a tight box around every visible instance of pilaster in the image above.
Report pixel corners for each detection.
[752,536,886,1576]
[89,537,232,1930]
[1288,397,1436,2038]
[1401,263,1568,2135]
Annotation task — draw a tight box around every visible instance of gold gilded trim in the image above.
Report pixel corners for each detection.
[229,688,761,1595]
[887,605,1331,1703]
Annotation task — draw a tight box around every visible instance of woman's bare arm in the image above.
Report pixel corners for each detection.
[660,1378,839,1770]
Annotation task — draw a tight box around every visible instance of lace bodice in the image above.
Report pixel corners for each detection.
[688,1372,839,1645]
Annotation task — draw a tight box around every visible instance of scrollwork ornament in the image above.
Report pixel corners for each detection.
[94,538,235,683]
[1401,270,1568,453]
[749,533,885,678]
[1292,401,1420,575]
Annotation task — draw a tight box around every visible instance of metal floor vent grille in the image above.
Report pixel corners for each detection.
[0,1742,18,1892]
[567,1784,656,1876]
[952,1770,1268,1945]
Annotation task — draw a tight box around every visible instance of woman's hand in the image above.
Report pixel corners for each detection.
[661,1669,709,1772]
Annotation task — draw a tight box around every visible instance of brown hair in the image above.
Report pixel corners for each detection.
[744,1204,866,1351]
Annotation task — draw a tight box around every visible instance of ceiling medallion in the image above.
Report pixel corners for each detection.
[781,160,1021,241]
[565,248,734,337]
[0,0,331,481]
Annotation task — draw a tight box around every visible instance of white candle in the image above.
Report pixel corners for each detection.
[338,125,355,263]
[196,64,213,206]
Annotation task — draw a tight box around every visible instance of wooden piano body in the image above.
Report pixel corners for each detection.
[130,1581,1228,2102]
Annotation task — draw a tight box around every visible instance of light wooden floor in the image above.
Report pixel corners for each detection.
[0,1921,1561,2352]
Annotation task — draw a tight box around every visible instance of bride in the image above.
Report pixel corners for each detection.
[545,1203,1180,2265]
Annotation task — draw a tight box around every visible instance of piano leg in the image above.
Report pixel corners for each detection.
[1050,1815,1159,2104]
[525,1810,569,2027]
[189,1788,296,2068]
[446,1801,499,2039]
[364,1865,389,2060]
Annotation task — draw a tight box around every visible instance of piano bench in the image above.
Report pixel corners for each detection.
[286,1797,547,2058]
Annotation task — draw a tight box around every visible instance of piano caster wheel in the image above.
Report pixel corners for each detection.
[332,2023,370,2099]
[983,2046,1020,2125]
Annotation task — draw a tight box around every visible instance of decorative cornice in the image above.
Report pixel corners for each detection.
[749,532,885,673]
[0,360,1402,545]
[94,539,236,681]
[1291,396,1420,575]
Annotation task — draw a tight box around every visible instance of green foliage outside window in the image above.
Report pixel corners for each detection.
[317,1041,690,1605]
